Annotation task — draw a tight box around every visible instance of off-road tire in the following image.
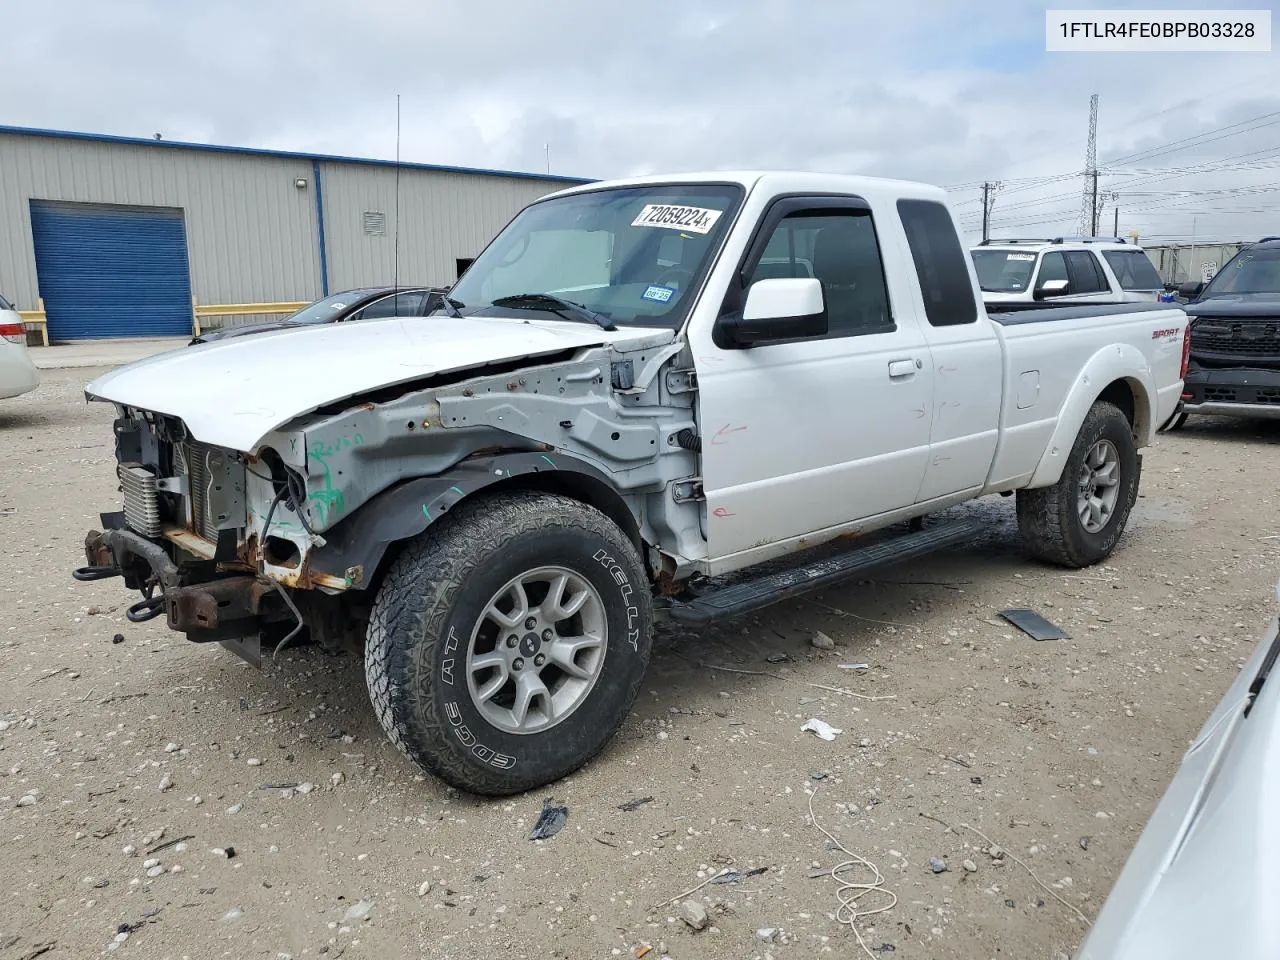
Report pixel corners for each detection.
[364,490,653,795]
[1016,401,1140,568]
[1160,409,1189,432]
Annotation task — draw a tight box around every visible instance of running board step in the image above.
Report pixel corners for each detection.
[668,518,984,624]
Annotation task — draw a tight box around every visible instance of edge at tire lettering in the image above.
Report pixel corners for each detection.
[445,700,517,769]
[594,548,641,652]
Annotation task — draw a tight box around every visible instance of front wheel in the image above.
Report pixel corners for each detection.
[1016,401,1140,568]
[364,490,653,795]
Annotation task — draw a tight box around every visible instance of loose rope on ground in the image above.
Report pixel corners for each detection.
[807,786,897,960]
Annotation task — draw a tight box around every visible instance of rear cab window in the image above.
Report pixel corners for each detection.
[1102,250,1164,291]
[897,199,977,326]
[0,293,12,311]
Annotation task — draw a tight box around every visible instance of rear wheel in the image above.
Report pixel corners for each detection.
[1016,401,1140,568]
[1160,409,1189,431]
[364,490,653,795]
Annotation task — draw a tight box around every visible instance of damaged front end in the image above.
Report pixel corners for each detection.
[75,413,323,664]
[75,326,702,666]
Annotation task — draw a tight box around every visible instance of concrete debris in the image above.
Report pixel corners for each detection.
[679,900,708,931]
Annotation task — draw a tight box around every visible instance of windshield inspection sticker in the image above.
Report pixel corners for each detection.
[632,204,723,234]
[1007,253,1036,261]
[642,284,676,303]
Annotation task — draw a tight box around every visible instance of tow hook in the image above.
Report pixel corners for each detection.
[73,565,121,582]
[126,595,167,623]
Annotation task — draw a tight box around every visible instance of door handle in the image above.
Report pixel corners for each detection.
[888,358,920,378]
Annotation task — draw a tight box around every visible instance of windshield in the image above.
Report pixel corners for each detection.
[285,290,378,325]
[443,183,744,328]
[970,249,1038,293]
[1199,247,1280,297]
[1102,250,1163,291]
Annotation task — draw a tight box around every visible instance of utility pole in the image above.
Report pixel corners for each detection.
[981,181,1001,242]
[1113,204,1119,236]
[1080,93,1099,236]
[1090,169,1100,236]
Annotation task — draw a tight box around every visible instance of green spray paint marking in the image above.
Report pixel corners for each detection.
[421,504,432,521]
[449,485,464,497]
[540,455,556,468]
[306,434,363,525]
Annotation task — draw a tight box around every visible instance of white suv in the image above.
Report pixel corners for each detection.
[970,237,1167,306]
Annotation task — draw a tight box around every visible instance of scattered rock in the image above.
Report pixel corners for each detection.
[143,858,160,869]
[222,908,243,922]
[122,845,136,857]
[16,793,37,807]
[929,857,948,874]
[330,772,344,786]
[679,900,708,931]
[112,633,126,644]
[175,842,188,853]
[989,845,1005,860]
[246,758,263,767]
[417,880,432,897]
[146,865,165,878]
[342,900,374,923]
[1079,836,1092,851]
[158,774,173,792]
[226,804,243,815]
[296,782,315,795]
[164,742,180,753]
[757,928,778,942]
[811,631,836,650]
[962,859,978,873]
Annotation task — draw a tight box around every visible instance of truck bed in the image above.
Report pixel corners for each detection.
[988,302,1170,325]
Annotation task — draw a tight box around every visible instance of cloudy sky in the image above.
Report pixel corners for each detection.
[5,0,1278,243]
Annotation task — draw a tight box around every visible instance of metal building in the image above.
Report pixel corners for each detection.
[0,125,587,342]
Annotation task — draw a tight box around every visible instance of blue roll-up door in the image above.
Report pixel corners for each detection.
[30,201,193,340]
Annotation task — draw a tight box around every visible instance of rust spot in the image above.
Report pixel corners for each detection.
[350,401,377,413]
[506,380,519,391]
[654,570,684,597]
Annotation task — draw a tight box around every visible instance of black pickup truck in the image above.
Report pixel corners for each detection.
[1165,236,1280,429]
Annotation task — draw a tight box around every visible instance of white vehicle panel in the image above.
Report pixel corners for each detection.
[0,308,40,400]
[85,314,675,451]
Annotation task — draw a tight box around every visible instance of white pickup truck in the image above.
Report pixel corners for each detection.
[76,171,1189,795]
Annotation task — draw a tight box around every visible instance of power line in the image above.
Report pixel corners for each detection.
[1101,109,1280,166]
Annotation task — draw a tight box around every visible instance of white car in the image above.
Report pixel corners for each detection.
[971,238,1167,308]
[0,294,40,400]
[1077,580,1280,958]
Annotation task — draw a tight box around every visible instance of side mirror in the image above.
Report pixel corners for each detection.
[721,278,827,346]
[1178,280,1205,299]
[1033,278,1070,300]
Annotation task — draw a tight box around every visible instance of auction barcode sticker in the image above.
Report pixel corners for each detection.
[1047,9,1271,51]
[631,204,724,234]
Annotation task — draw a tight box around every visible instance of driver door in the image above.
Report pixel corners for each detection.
[694,196,934,560]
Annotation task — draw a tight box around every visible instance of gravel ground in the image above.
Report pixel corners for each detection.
[2,367,1277,960]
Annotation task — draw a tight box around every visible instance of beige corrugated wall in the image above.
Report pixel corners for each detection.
[0,130,583,330]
